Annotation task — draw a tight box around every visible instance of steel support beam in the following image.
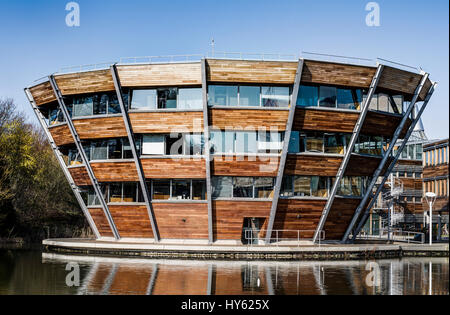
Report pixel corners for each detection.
[110,64,160,242]
[48,75,120,240]
[265,59,304,244]
[24,88,101,239]
[349,82,436,242]
[201,59,214,244]
[342,73,430,243]
[312,64,385,243]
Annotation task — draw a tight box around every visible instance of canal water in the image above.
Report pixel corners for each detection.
[0,246,448,295]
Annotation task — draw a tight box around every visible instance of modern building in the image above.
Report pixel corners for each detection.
[25,55,435,244]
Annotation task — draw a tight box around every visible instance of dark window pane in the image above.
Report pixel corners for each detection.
[280,176,293,197]
[192,180,206,200]
[152,180,170,200]
[94,94,107,115]
[108,139,122,159]
[185,134,204,156]
[172,180,191,200]
[109,183,122,202]
[294,176,310,196]
[158,88,177,109]
[212,177,232,198]
[311,177,328,197]
[306,133,324,153]
[288,131,300,153]
[122,138,133,159]
[166,134,183,155]
[254,177,274,199]
[233,177,253,198]
[297,85,318,107]
[73,96,93,117]
[319,86,337,108]
[324,134,345,154]
[337,89,356,110]
[91,140,108,160]
[108,94,121,114]
[123,183,137,202]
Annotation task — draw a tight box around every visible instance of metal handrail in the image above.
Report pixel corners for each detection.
[208,51,298,61]
[58,62,115,74]
[119,54,204,65]
[244,229,325,247]
[376,58,421,73]
[301,51,374,67]
[357,228,424,244]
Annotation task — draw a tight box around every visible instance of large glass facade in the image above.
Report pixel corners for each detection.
[208,85,290,107]
[68,138,133,164]
[364,93,403,114]
[210,131,283,154]
[131,88,203,110]
[297,84,362,110]
[281,176,329,197]
[149,179,206,201]
[68,92,122,118]
[212,177,275,199]
[140,133,204,156]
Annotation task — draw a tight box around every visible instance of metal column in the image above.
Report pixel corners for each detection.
[349,82,436,241]
[48,75,120,240]
[110,64,160,242]
[24,88,100,239]
[265,59,304,244]
[312,64,385,243]
[201,59,214,244]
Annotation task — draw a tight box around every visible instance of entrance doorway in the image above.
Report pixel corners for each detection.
[242,218,265,245]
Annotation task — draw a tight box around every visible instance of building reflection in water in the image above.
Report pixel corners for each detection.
[41,254,449,295]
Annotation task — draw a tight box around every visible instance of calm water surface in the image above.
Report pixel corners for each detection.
[0,247,448,295]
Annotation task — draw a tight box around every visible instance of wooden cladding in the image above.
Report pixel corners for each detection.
[377,66,422,98]
[73,116,127,140]
[213,201,271,240]
[152,203,209,239]
[273,199,326,239]
[129,111,203,133]
[423,164,449,179]
[109,265,154,295]
[108,205,154,238]
[212,155,279,177]
[117,63,202,87]
[152,265,209,295]
[69,166,91,186]
[54,69,115,96]
[88,208,114,237]
[302,60,376,88]
[49,124,73,146]
[323,198,362,240]
[285,154,341,176]
[209,109,289,130]
[346,155,391,177]
[29,81,56,106]
[91,161,138,182]
[293,108,357,133]
[141,158,206,179]
[206,59,298,84]
[363,111,411,138]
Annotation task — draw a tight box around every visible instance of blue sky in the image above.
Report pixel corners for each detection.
[0,0,448,139]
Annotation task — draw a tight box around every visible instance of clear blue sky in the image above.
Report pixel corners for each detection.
[0,0,448,139]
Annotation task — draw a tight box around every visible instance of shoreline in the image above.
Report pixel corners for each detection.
[43,238,449,261]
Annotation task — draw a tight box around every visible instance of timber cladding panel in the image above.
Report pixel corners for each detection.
[152,203,209,239]
[49,124,73,146]
[88,208,114,237]
[68,166,90,186]
[212,155,279,177]
[301,60,376,88]
[73,116,128,139]
[285,155,341,176]
[29,81,57,106]
[152,265,209,295]
[345,155,392,177]
[323,198,363,240]
[129,111,203,133]
[273,199,326,239]
[293,108,358,133]
[377,66,422,98]
[109,265,154,295]
[54,69,115,95]
[423,164,449,178]
[209,109,289,130]
[206,59,298,84]
[363,111,411,138]
[117,63,202,87]
[91,161,138,182]
[108,205,154,238]
[213,201,271,240]
[141,158,206,179]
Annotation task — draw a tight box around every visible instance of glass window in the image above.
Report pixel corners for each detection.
[108,139,122,159]
[319,86,336,108]
[171,180,191,200]
[294,176,311,197]
[94,94,107,115]
[261,86,289,107]
[177,88,203,109]
[192,180,206,200]
[416,144,423,160]
[108,94,121,114]
[166,134,183,155]
[212,177,232,198]
[109,183,123,202]
[254,177,274,199]
[49,106,65,125]
[68,148,82,166]
[306,133,324,153]
[185,134,204,156]
[233,177,253,198]
[236,132,257,153]
[368,93,378,110]
[91,140,108,160]
[239,86,260,106]
[152,180,170,200]
[224,131,235,153]
[378,94,389,112]
[122,138,133,159]
[210,131,223,154]
[157,88,177,109]
[281,176,294,197]
[257,132,283,153]
[288,131,300,153]
[392,95,403,114]
[73,96,93,117]
[142,135,165,155]
[337,89,356,110]
[122,183,137,202]
[297,85,318,107]
[407,145,415,160]
[208,85,238,106]
[311,176,328,198]
[87,186,106,206]
[131,90,157,109]
[324,134,345,154]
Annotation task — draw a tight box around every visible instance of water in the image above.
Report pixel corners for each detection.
[0,247,448,295]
